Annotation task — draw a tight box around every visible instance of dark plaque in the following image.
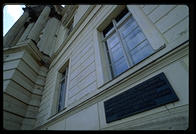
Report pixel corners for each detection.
[104,72,179,123]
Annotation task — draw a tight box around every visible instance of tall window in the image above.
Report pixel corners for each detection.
[102,7,154,78]
[58,65,69,112]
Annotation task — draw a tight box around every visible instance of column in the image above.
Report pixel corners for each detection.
[3,10,29,48]
[17,22,35,43]
[11,25,25,46]
[27,6,51,44]
[37,17,60,56]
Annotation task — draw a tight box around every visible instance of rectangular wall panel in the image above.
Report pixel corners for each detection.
[104,72,179,123]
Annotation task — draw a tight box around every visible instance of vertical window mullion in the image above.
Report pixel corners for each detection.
[112,20,134,67]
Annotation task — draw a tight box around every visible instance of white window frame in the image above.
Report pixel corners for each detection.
[50,60,70,116]
[102,10,156,78]
[94,5,166,88]
[57,65,69,112]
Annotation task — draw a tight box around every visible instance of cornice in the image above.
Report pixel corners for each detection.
[3,39,51,68]
[61,5,78,26]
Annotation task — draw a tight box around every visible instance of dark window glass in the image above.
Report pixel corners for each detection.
[106,40,128,77]
[58,80,66,112]
[130,40,154,64]
[112,56,128,76]
[110,43,124,62]
[124,27,146,51]
[58,67,68,112]
[118,16,137,38]
[106,33,120,49]
[103,22,113,37]
[115,8,129,22]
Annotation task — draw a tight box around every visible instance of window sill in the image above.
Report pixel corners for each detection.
[47,106,68,122]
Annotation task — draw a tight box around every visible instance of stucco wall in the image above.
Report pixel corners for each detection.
[73,5,90,27]
[36,5,189,130]
[3,47,48,129]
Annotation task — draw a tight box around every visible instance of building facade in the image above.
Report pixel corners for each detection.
[3,5,189,130]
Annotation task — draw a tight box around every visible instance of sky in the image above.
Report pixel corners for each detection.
[3,5,25,36]
[3,5,65,36]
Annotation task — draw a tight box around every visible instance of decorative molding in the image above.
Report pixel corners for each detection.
[3,39,51,68]
[61,5,78,26]
[49,6,62,21]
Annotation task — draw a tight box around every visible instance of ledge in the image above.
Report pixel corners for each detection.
[3,39,51,68]
[34,40,188,130]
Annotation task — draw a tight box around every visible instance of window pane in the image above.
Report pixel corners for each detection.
[112,57,129,77]
[118,17,137,38]
[110,43,124,62]
[102,9,155,79]
[124,27,146,51]
[130,40,154,64]
[58,80,66,112]
[130,39,148,55]
[106,33,120,49]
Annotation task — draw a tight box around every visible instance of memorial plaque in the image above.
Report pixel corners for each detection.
[104,72,179,123]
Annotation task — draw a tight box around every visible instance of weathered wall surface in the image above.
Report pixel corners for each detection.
[3,48,48,130]
[37,17,61,57]
[73,5,90,27]
[35,5,188,130]
[35,5,102,127]
[142,5,189,44]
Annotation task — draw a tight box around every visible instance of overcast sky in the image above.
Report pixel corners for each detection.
[3,5,25,36]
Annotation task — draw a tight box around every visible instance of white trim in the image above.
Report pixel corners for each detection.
[49,71,61,117]
[64,59,72,108]
[93,30,105,87]
[98,5,165,82]
[50,59,71,116]
[127,5,166,50]
[93,30,112,87]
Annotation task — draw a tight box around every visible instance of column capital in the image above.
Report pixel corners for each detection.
[27,5,52,44]
[22,6,31,13]
[48,5,62,20]
[22,7,38,22]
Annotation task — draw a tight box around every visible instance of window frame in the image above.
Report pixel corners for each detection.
[102,7,155,78]
[57,65,69,112]
[53,60,70,114]
[94,5,166,88]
